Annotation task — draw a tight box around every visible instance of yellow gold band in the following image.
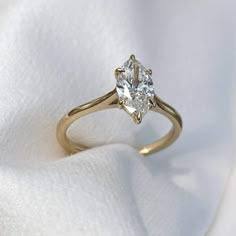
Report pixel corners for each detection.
[57,89,182,156]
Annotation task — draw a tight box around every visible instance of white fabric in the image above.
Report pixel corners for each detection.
[0,0,235,235]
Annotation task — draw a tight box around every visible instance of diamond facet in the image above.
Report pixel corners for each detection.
[116,56,155,122]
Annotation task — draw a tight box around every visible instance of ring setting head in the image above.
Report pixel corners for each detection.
[115,55,155,124]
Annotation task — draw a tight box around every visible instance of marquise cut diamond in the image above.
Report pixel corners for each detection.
[116,56,155,120]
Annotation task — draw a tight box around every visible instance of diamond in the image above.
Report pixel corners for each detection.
[116,56,155,122]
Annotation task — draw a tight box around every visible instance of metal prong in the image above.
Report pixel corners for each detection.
[132,112,142,124]
[115,67,125,79]
[149,98,156,108]
[118,100,123,109]
[146,69,152,76]
[130,54,135,61]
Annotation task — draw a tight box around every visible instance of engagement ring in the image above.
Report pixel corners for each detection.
[57,55,182,156]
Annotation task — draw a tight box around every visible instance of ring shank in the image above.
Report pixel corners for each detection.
[57,89,182,156]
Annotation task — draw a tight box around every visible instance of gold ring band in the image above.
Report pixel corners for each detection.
[56,55,182,156]
[57,89,182,156]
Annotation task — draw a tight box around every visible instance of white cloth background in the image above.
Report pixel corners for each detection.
[0,0,235,235]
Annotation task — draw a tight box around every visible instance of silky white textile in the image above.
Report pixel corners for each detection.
[0,0,235,235]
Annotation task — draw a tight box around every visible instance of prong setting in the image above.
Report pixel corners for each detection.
[118,100,123,109]
[146,69,152,76]
[132,111,142,124]
[115,67,125,79]
[130,54,136,61]
[148,98,156,108]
